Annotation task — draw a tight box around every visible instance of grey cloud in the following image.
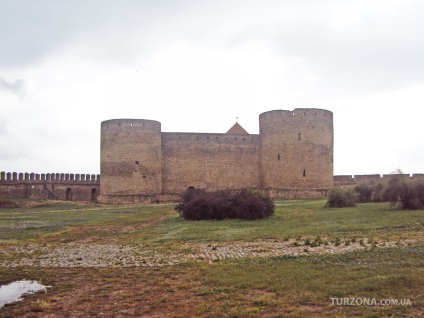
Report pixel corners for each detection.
[228,2,424,93]
[0,77,27,97]
[0,0,196,68]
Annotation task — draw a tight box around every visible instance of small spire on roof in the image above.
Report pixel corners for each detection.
[226,121,249,135]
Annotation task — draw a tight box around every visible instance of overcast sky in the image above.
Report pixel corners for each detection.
[1,0,423,176]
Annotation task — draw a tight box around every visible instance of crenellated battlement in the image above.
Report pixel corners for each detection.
[0,171,100,202]
[161,132,259,143]
[333,174,424,186]
[259,108,333,120]
[0,171,100,183]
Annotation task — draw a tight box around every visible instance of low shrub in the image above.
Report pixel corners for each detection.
[325,187,357,208]
[383,179,424,210]
[353,183,386,203]
[175,188,274,220]
[354,184,373,203]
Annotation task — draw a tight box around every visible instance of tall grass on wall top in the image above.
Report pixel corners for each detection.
[175,188,275,220]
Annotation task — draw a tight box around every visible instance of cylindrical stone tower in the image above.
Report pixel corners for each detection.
[259,108,333,191]
[99,119,162,200]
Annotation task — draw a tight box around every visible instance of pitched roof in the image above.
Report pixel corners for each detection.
[226,122,249,135]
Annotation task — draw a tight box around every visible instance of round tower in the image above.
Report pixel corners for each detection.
[99,119,161,201]
[259,108,333,192]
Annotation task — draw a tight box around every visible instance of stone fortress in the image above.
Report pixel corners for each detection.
[2,107,423,203]
[98,108,334,202]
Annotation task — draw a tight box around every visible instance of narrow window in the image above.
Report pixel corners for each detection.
[303,169,306,177]
[298,133,301,140]
[91,188,97,201]
[278,154,280,160]
[135,161,139,165]
[66,188,73,201]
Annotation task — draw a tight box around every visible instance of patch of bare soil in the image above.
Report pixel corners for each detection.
[0,267,204,318]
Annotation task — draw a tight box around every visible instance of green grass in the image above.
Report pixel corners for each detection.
[0,199,423,317]
[0,202,171,242]
[1,199,423,244]
[193,246,424,317]
[153,200,423,243]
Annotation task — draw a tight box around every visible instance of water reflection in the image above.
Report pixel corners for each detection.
[0,280,50,308]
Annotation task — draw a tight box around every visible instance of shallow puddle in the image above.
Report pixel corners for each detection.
[0,280,50,308]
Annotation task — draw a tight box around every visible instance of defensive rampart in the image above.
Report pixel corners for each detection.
[333,174,424,186]
[2,172,424,202]
[0,172,100,202]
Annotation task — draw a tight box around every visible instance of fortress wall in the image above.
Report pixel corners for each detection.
[333,174,424,186]
[0,171,100,201]
[353,174,382,184]
[260,109,333,189]
[412,173,424,181]
[332,175,355,186]
[161,132,260,194]
[100,119,162,197]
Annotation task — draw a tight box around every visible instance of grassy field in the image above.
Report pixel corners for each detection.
[0,199,423,317]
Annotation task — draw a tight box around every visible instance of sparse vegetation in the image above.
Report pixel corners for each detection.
[0,199,423,317]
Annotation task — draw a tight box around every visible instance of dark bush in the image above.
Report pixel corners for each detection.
[175,188,274,220]
[372,183,385,202]
[354,183,387,203]
[383,179,424,210]
[354,184,373,203]
[325,187,357,208]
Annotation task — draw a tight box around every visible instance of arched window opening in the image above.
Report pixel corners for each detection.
[91,188,97,201]
[303,169,306,177]
[277,154,280,160]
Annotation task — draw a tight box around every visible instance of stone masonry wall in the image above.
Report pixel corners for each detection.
[100,119,162,199]
[259,109,333,190]
[0,172,100,201]
[161,132,260,194]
